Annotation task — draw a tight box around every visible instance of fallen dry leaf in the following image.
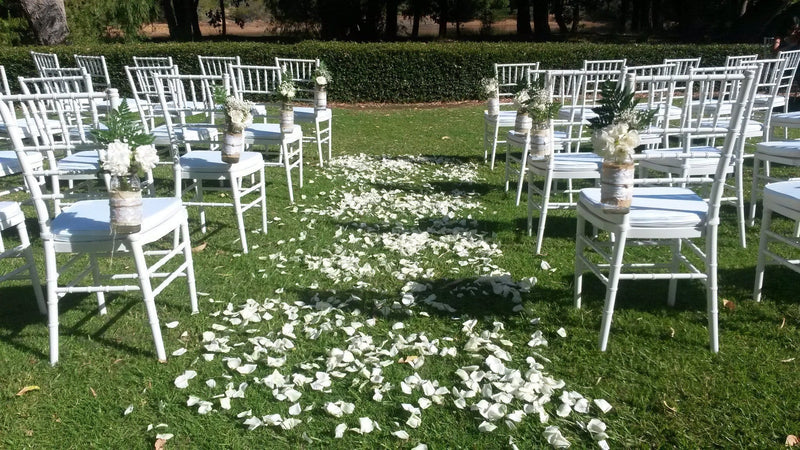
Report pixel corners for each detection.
[780,317,786,329]
[441,136,450,140]
[662,400,677,414]
[722,299,735,311]
[90,387,97,397]
[781,358,795,363]
[398,355,418,364]
[16,385,40,396]
[192,241,207,253]
[786,435,799,446]
[669,327,675,338]
[154,438,167,450]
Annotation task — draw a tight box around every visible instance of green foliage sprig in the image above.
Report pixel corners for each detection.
[91,102,154,147]
[588,81,657,131]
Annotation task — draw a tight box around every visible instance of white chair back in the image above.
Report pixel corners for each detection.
[725,54,758,67]
[30,51,60,76]
[199,55,241,78]
[275,57,318,103]
[125,65,180,132]
[494,62,540,101]
[663,57,702,75]
[583,59,626,72]
[74,54,111,90]
[133,56,174,68]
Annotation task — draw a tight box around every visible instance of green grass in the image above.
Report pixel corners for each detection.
[1,103,799,448]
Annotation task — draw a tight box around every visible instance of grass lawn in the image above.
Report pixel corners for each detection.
[0,103,798,448]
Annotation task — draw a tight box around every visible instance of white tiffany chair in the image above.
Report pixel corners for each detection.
[484,62,539,169]
[74,54,111,90]
[0,201,45,313]
[154,73,267,253]
[198,55,241,82]
[748,139,800,226]
[275,57,333,166]
[30,51,60,76]
[583,59,626,72]
[133,56,174,68]
[574,69,756,352]
[0,91,199,365]
[753,180,800,302]
[0,66,47,179]
[228,63,304,203]
[126,65,180,138]
[638,63,764,248]
[725,54,758,67]
[762,49,800,140]
[525,69,674,254]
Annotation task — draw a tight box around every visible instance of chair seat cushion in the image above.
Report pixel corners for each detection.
[245,123,302,142]
[0,201,24,229]
[484,110,517,126]
[151,124,218,146]
[180,150,263,174]
[58,150,101,174]
[764,180,800,212]
[755,140,800,159]
[641,146,727,171]
[558,105,597,122]
[49,197,184,242]
[581,186,707,228]
[771,111,800,127]
[528,152,603,172]
[0,151,43,176]
[293,106,332,121]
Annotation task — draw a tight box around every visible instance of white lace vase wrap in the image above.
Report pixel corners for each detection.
[600,159,635,213]
[109,181,143,234]
[222,132,243,164]
[487,96,500,116]
[514,112,532,134]
[280,106,294,134]
[529,125,551,158]
[314,85,327,111]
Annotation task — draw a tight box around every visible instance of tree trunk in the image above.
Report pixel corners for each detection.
[517,0,532,36]
[221,0,227,35]
[412,13,420,37]
[619,0,629,33]
[19,0,69,44]
[386,0,398,39]
[162,0,201,40]
[532,0,549,40]
[570,0,579,33]
[553,0,568,34]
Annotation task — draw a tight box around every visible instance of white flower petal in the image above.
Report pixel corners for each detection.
[594,398,613,413]
[334,423,347,438]
[478,421,497,433]
[392,430,410,439]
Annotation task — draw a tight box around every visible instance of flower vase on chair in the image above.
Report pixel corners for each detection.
[529,123,551,158]
[487,95,500,117]
[600,156,634,213]
[314,85,327,111]
[280,103,295,134]
[222,132,243,164]
[109,173,143,234]
[514,112,532,134]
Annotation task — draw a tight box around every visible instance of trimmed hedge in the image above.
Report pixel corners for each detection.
[2,41,762,103]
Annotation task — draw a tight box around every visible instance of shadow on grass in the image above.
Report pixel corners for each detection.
[289,274,537,320]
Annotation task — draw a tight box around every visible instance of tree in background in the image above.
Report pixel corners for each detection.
[65,0,157,42]
[19,0,69,44]
[161,0,202,40]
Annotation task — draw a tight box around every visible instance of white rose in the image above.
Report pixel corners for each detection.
[102,140,132,176]
[591,127,616,160]
[315,76,328,86]
[134,145,159,171]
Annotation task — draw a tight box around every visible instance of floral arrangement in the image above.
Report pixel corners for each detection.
[222,96,254,134]
[589,81,657,163]
[91,102,158,190]
[276,69,297,105]
[513,79,561,123]
[480,77,499,99]
[314,61,333,87]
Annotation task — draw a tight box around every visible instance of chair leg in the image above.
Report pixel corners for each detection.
[749,156,761,227]
[599,228,628,352]
[490,121,501,170]
[573,214,587,309]
[535,170,554,255]
[130,242,166,361]
[504,142,511,193]
[753,206,772,303]
[259,167,268,234]
[298,140,304,189]
[89,254,107,316]
[196,180,207,235]
[705,226,720,353]
[527,169,535,236]
[230,174,248,254]
[514,147,529,206]
[667,238,681,307]
[735,160,746,248]
[180,219,199,314]
[283,143,295,203]
[18,220,46,314]
[44,242,60,365]
[327,117,333,161]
